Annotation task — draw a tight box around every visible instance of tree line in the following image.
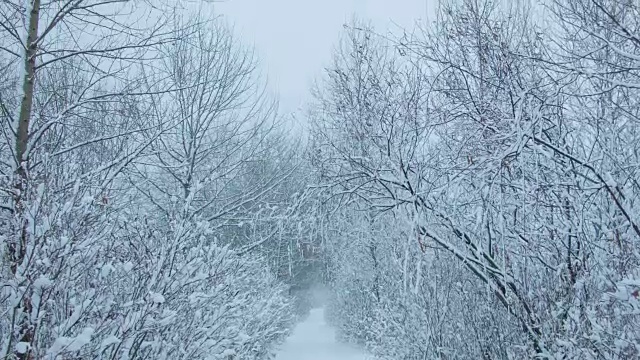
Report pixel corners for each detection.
[311,0,640,358]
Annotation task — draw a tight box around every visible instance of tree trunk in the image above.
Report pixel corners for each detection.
[9,1,41,359]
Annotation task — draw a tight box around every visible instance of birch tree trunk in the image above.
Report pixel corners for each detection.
[8,1,40,359]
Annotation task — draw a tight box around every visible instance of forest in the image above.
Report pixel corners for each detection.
[0,0,639,359]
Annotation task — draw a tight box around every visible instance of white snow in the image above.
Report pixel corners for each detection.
[33,275,53,289]
[47,327,94,356]
[149,291,165,304]
[100,335,121,349]
[15,342,29,354]
[275,308,372,360]
[221,349,236,357]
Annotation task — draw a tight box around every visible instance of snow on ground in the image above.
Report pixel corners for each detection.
[275,308,372,360]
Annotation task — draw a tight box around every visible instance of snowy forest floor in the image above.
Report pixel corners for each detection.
[275,308,372,360]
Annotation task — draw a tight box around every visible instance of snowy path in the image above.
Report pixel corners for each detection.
[275,308,372,360]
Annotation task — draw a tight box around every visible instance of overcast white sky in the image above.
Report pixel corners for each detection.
[214,0,431,120]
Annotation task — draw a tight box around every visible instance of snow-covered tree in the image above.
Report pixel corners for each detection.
[311,1,640,357]
[0,3,296,359]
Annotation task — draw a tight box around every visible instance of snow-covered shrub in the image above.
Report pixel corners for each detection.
[324,209,522,359]
[0,189,292,360]
[65,212,293,360]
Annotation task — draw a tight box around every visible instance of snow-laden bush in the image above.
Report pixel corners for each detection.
[1,184,292,359]
[324,210,522,360]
